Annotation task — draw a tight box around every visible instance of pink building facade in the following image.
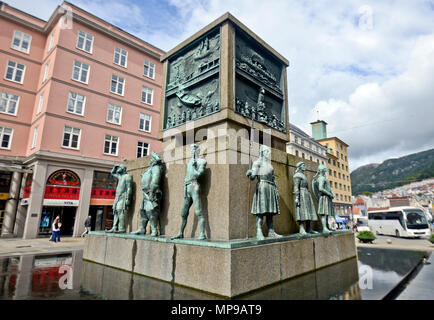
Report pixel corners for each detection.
[0,1,164,238]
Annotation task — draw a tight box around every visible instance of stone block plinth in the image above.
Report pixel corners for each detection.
[83,231,357,298]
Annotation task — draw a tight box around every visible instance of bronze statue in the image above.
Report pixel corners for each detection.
[246,145,281,240]
[131,152,163,236]
[312,164,335,233]
[172,144,207,240]
[293,162,318,235]
[106,164,132,233]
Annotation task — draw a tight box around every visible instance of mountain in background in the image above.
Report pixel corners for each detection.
[350,148,434,195]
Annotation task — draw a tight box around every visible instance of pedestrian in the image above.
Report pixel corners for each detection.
[81,216,92,237]
[51,216,61,243]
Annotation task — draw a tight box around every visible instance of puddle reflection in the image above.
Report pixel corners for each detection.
[0,247,429,300]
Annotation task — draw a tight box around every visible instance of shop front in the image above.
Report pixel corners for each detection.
[38,170,81,236]
[89,171,116,231]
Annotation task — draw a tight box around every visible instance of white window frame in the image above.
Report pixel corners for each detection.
[48,31,55,51]
[36,92,44,114]
[76,30,94,54]
[113,47,128,68]
[31,126,38,149]
[137,141,149,158]
[110,75,125,96]
[66,92,86,116]
[141,86,153,105]
[43,61,50,82]
[106,104,122,125]
[143,60,155,79]
[0,126,13,150]
[72,60,90,84]
[0,92,20,116]
[103,134,119,156]
[4,60,26,84]
[62,126,81,150]
[139,113,151,132]
[11,30,32,54]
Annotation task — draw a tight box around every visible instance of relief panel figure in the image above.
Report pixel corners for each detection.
[164,28,221,130]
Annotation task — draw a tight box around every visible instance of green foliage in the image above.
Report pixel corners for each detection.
[429,234,434,244]
[362,191,373,196]
[357,231,376,241]
[351,148,434,195]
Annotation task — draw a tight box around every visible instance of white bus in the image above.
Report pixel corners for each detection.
[368,206,431,238]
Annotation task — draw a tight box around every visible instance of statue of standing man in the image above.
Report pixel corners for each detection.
[131,152,163,236]
[172,144,207,240]
[106,164,132,233]
[246,145,281,240]
[312,164,335,233]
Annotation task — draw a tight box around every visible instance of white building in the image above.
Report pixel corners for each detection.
[286,123,328,165]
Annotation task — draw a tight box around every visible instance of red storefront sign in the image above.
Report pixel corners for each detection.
[44,186,81,200]
[91,188,116,199]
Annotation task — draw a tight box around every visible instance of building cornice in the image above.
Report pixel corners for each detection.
[22,150,120,170]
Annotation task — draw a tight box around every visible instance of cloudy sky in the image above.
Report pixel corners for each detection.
[7,0,434,171]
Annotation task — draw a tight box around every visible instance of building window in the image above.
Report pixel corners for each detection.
[11,30,32,54]
[104,134,118,156]
[338,173,341,179]
[344,185,347,191]
[329,169,332,176]
[72,60,90,84]
[143,60,155,78]
[0,127,13,149]
[333,160,336,166]
[337,162,340,168]
[48,31,55,51]
[110,75,125,96]
[107,104,122,125]
[37,92,44,114]
[295,150,299,157]
[328,158,331,164]
[0,92,20,116]
[62,126,81,149]
[141,86,153,105]
[339,183,342,190]
[137,141,149,158]
[333,171,336,177]
[67,92,86,115]
[139,113,151,132]
[5,60,26,84]
[345,156,347,162]
[302,153,305,159]
[43,61,50,82]
[310,156,313,161]
[76,30,93,53]
[31,126,38,149]
[114,47,128,67]
[335,182,338,188]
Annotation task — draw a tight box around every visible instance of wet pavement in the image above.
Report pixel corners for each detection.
[0,237,85,257]
[397,253,434,300]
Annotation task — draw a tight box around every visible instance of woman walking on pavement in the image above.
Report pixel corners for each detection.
[50,216,62,243]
